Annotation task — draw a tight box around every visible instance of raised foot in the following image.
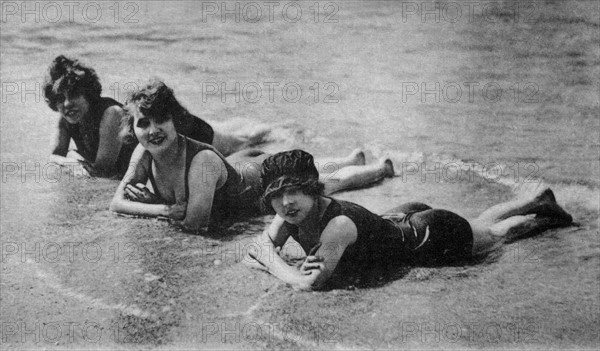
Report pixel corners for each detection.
[245,128,272,147]
[534,187,557,204]
[349,148,366,166]
[379,158,395,178]
[529,188,572,224]
[531,203,573,226]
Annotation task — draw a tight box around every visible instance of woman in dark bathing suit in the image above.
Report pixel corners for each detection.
[245,150,574,290]
[110,81,396,231]
[44,55,266,177]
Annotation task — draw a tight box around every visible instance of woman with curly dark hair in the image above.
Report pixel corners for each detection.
[44,55,267,177]
[44,55,135,177]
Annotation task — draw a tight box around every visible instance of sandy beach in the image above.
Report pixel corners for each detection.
[1,0,598,349]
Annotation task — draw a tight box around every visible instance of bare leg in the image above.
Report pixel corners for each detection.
[322,158,394,195]
[471,211,572,255]
[212,131,246,157]
[475,188,571,225]
[212,129,271,157]
[470,215,533,255]
[314,149,365,174]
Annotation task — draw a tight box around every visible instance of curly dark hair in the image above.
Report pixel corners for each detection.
[43,55,102,111]
[121,79,195,145]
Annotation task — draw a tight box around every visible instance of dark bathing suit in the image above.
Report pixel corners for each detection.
[283,198,474,267]
[58,97,214,177]
[145,137,266,221]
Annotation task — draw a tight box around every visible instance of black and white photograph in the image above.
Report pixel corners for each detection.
[1,0,598,349]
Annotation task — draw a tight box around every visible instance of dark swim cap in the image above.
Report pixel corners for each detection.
[261,149,319,201]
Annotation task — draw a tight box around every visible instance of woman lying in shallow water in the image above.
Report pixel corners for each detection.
[44,55,267,177]
[110,83,395,231]
[244,150,574,290]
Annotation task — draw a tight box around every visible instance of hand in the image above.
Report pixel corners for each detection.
[299,255,324,275]
[125,183,162,204]
[166,201,187,220]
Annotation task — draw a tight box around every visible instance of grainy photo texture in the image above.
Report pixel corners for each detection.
[1,0,598,349]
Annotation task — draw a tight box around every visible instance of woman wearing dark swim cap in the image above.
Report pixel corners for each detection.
[245,150,574,290]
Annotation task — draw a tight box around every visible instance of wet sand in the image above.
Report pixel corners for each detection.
[1,0,599,349]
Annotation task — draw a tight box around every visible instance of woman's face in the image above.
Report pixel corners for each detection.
[270,187,316,225]
[56,92,90,124]
[131,108,177,152]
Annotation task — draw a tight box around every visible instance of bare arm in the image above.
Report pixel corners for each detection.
[91,105,125,175]
[109,144,171,217]
[51,119,70,157]
[177,150,228,231]
[244,215,291,271]
[247,215,358,290]
[49,120,82,162]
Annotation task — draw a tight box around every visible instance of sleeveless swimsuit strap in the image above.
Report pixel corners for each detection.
[147,160,161,199]
[147,136,194,201]
[183,137,195,199]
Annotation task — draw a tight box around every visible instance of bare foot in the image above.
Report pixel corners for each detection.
[349,148,366,166]
[244,128,272,147]
[534,187,557,204]
[379,158,395,178]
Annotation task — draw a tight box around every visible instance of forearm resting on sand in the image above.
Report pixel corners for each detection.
[245,233,322,290]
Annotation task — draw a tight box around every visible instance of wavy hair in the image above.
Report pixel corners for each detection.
[43,55,102,111]
[121,79,194,145]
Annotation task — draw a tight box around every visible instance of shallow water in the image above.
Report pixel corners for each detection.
[1,0,599,349]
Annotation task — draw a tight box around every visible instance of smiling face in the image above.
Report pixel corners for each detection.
[270,186,317,225]
[131,107,177,152]
[56,92,90,124]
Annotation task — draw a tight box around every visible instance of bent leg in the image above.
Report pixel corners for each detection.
[470,212,573,255]
[476,188,571,225]
[322,158,394,195]
[226,150,269,178]
[212,128,271,157]
[314,149,365,174]
[211,131,247,157]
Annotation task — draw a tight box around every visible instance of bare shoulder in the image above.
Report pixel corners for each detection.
[104,104,125,116]
[188,150,228,184]
[190,149,225,167]
[100,105,125,125]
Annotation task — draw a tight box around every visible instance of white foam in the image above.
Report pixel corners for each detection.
[364,145,599,212]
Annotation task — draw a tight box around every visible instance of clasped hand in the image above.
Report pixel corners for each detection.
[299,255,325,275]
[125,183,163,204]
